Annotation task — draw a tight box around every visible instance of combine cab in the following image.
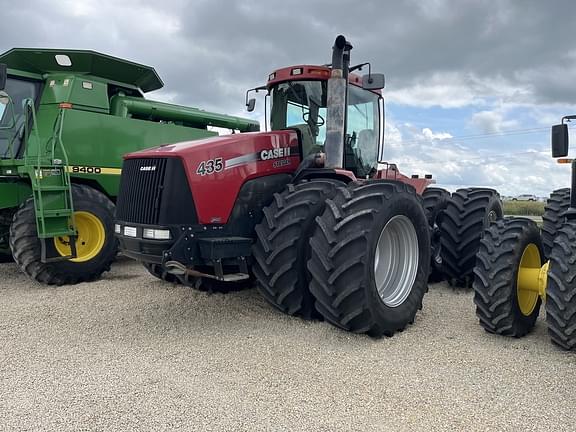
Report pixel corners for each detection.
[0,48,258,285]
[115,36,498,335]
[473,116,576,350]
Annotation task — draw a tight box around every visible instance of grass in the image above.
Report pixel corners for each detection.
[503,200,546,216]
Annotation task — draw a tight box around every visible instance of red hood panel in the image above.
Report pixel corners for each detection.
[125,131,300,224]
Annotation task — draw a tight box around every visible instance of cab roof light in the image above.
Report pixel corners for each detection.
[268,72,276,81]
[291,68,303,75]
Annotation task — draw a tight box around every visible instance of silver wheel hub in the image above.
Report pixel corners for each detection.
[373,215,419,307]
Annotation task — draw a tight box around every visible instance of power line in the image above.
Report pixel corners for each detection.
[387,126,551,147]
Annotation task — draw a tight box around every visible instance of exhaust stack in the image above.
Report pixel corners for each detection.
[325,35,352,169]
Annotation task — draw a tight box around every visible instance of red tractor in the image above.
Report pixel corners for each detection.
[115,36,499,335]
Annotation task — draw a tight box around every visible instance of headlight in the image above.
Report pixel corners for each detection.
[142,228,171,240]
[123,226,137,237]
[114,224,121,234]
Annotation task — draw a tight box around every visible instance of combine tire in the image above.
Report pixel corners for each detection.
[308,181,430,337]
[546,221,576,350]
[422,187,450,282]
[473,218,543,337]
[0,212,13,263]
[440,188,503,287]
[10,184,117,285]
[0,252,11,263]
[542,188,570,258]
[253,180,344,318]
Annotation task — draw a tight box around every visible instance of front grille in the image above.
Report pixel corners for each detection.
[116,157,197,226]
[116,158,168,225]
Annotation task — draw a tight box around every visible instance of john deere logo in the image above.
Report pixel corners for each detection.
[140,166,156,171]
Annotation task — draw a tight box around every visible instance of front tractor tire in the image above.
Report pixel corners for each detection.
[542,188,570,258]
[308,181,430,337]
[440,188,503,287]
[10,184,117,285]
[473,218,544,338]
[252,180,344,319]
[546,221,576,350]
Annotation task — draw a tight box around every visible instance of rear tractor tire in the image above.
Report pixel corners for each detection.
[308,181,430,337]
[252,180,344,318]
[9,184,117,285]
[440,188,503,287]
[546,221,576,350]
[473,218,544,337]
[422,187,450,282]
[542,188,570,258]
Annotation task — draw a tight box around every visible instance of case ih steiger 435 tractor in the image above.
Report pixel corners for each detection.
[0,48,258,285]
[473,117,576,350]
[115,36,500,336]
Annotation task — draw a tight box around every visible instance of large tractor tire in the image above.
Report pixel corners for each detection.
[422,187,450,282]
[473,218,543,337]
[546,221,576,350]
[308,180,430,337]
[542,188,570,258]
[10,184,117,285]
[439,188,503,287]
[253,180,344,318]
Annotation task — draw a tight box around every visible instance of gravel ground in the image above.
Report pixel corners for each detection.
[1,257,575,432]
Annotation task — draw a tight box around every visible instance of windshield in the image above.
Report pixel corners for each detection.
[270,80,380,178]
[0,77,41,159]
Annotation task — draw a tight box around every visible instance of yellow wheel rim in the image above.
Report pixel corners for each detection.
[516,243,541,316]
[54,211,106,263]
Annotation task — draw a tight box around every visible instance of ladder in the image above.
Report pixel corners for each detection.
[24,101,76,262]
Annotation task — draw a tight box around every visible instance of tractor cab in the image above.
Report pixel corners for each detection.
[264,67,382,178]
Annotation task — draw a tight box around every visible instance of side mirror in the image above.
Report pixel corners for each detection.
[246,98,256,112]
[552,123,569,158]
[362,73,385,90]
[0,64,6,91]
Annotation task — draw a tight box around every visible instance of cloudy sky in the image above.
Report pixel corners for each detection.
[3,0,576,196]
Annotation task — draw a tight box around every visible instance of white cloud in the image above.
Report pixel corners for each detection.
[470,109,518,134]
[383,119,571,197]
[421,127,453,140]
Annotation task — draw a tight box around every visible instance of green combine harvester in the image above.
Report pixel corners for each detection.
[0,48,259,285]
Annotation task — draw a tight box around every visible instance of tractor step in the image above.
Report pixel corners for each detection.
[41,209,73,218]
[35,185,70,192]
[27,159,76,244]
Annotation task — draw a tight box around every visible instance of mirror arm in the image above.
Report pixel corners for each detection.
[245,85,267,108]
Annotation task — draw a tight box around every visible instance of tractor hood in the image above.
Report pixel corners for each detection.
[123,131,301,224]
